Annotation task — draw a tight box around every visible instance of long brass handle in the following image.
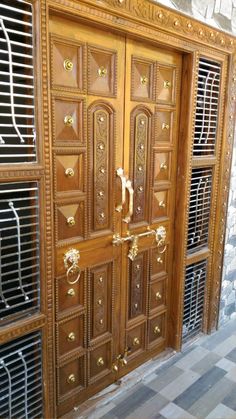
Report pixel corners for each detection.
[123,179,134,223]
[64,248,81,285]
[116,168,127,212]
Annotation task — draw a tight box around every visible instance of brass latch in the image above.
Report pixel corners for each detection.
[112,226,167,261]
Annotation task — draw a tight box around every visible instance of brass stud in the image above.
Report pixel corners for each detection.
[141,75,148,85]
[158,12,163,19]
[99,276,103,283]
[67,374,76,384]
[140,119,145,126]
[136,264,141,270]
[154,325,160,334]
[98,66,107,77]
[64,115,74,127]
[138,186,143,193]
[98,299,102,305]
[174,20,179,26]
[157,257,163,265]
[133,337,140,346]
[64,59,73,72]
[164,80,171,89]
[199,29,204,36]
[134,303,138,309]
[136,206,142,213]
[98,143,105,150]
[162,123,170,130]
[210,32,214,38]
[97,357,105,366]
[67,332,76,342]
[156,291,162,300]
[98,190,104,197]
[160,163,168,171]
[67,216,75,227]
[67,288,76,297]
[220,38,225,45]
[65,167,75,177]
[99,116,105,123]
[100,212,105,219]
[230,40,234,46]
[140,143,145,150]
[233,77,236,82]
[159,201,166,208]
[99,319,104,325]
[187,22,192,29]
[138,165,143,172]
[136,284,140,289]
[100,167,105,174]
[118,0,124,3]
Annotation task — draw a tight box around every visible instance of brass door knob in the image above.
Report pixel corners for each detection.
[155,292,162,300]
[64,115,74,126]
[67,288,75,297]
[164,80,171,88]
[154,326,161,334]
[133,337,140,346]
[64,59,74,71]
[65,168,75,177]
[67,216,76,227]
[67,374,76,384]
[67,332,76,342]
[97,357,105,367]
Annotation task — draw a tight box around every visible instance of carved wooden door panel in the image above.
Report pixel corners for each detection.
[49,16,125,416]
[116,39,182,375]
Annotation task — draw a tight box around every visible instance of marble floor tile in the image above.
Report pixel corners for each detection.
[159,370,200,401]
[160,402,196,419]
[205,403,236,419]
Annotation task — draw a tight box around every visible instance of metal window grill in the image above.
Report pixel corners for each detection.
[0,0,36,164]
[182,259,207,342]
[0,182,40,324]
[193,58,221,156]
[0,331,43,419]
[187,168,213,253]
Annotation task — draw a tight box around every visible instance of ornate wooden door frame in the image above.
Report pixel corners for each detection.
[37,0,236,417]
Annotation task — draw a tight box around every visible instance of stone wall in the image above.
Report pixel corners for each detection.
[155,0,236,323]
[155,0,236,33]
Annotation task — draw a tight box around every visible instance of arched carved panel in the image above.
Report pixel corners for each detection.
[130,107,152,225]
[89,103,115,234]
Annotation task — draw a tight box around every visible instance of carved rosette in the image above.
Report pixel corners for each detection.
[131,111,150,223]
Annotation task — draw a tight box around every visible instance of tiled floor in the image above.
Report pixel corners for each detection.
[66,318,236,419]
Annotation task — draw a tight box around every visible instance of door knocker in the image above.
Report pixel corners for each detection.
[64,248,81,284]
[155,226,167,254]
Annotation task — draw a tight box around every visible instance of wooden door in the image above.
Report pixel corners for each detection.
[49,13,182,415]
[49,16,125,416]
[116,39,182,376]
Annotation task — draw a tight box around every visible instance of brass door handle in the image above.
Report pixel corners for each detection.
[116,168,127,212]
[123,179,134,223]
[64,248,81,285]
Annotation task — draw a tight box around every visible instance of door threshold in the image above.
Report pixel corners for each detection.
[62,348,179,419]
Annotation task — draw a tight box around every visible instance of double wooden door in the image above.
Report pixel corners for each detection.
[50,15,182,416]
